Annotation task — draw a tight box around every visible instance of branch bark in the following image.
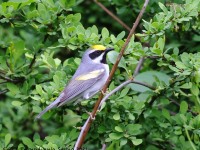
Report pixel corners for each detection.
[74,0,150,149]
[93,0,131,31]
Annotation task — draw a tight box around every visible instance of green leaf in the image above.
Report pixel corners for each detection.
[32,106,42,113]
[13,40,25,62]
[180,82,192,89]
[120,138,127,146]
[120,87,130,98]
[116,31,125,40]
[101,27,109,39]
[35,84,43,96]
[175,61,187,69]
[7,83,19,95]
[162,108,171,121]
[5,133,11,147]
[108,51,126,69]
[21,137,35,148]
[111,34,117,43]
[47,57,56,68]
[126,124,142,135]
[109,132,123,140]
[180,101,188,113]
[115,126,124,132]
[128,71,171,92]
[12,101,22,107]
[113,113,120,120]
[158,2,168,13]
[129,137,143,146]
[191,84,199,96]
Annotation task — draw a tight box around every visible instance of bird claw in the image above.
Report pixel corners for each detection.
[86,111,95,120]
[101,89,109,95]
[73,126,82,130]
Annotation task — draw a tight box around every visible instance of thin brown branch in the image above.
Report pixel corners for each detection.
[93,0,131,31]
[74,0,150,149]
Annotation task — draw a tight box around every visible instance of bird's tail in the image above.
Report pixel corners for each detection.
[35,94,63,120]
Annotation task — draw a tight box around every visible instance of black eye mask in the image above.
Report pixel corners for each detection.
[89,50,104,59]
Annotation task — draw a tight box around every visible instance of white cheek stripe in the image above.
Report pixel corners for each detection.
[92,53,104,64]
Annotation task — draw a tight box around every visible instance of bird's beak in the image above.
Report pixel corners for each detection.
[105,47,114,52]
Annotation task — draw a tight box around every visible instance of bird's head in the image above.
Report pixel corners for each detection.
[82,45,114,64]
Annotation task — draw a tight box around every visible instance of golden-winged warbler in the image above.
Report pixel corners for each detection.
[35,45,113,119]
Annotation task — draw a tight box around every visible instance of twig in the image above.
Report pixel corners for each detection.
[29,54,36,69]
[102,144,107,150]
[93,0,131,31]
[0,81,7,84]
[74,0,150,149]
[99,79,155,109]
[134,57,144,76]
[167,97,198,116]
[0,74,18,83]
[0,89,9,95]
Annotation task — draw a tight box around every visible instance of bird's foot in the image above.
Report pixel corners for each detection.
[101,89,109,95]
[86,111,95,120]
[73,126,82,130]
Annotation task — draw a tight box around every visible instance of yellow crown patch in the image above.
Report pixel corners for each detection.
[91,45,106,51]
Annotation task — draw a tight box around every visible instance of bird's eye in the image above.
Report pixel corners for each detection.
[95,51,102,55]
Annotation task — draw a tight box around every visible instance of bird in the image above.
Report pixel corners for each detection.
[35,45,114,120]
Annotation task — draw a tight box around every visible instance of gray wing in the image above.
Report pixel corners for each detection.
[35,63,105,120]
[57,63,105,106]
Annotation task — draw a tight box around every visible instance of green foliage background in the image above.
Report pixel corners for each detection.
[0,0,200,149]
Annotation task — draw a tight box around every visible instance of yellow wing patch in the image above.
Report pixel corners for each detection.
[75,69,104,81]
[91,45,106,51]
